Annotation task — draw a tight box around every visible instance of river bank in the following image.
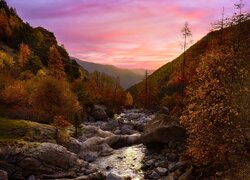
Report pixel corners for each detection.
[0,108,189,180]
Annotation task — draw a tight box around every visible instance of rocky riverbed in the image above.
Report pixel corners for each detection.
[0,108,190,180]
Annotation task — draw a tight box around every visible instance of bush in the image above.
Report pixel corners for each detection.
[31,76,81,123]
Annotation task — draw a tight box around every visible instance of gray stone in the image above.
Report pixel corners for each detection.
[92,105,108,121]
[83,154,96,163]
[107,172,124,180]
[0,170,8,180]
[28,175,36,180]
[156,167,168,175]
[120,125,134,135]
[141,114,186,145]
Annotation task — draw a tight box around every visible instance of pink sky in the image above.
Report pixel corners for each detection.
[7,0,250,70]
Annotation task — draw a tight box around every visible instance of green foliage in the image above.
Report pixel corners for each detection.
[24,53,43,74]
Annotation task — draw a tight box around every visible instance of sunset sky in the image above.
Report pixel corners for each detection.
[7,0,250,70]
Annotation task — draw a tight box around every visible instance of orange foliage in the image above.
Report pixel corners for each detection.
[53,116,71,129]
[1,81,28,106]
[180,47,248,164]
[48,45,65,79]
[18,43,31,66]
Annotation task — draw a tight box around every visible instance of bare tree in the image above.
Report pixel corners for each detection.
[211,7,226,44]
[180,22,192,107]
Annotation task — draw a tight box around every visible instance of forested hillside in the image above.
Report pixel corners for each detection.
[74,58,151,89]
[0,1,130,123]
[129,19,250,115]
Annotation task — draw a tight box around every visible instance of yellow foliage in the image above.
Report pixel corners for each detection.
[0,50,14,69]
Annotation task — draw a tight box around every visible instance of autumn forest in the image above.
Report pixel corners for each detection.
[0,0,250,179]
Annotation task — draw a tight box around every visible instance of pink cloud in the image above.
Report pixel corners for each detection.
[7,0,250,70]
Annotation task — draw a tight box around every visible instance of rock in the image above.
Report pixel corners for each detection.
[78,137,114,158]
[0,142,87,178]
[62,137,82,154]
[102,120,119,131]
[150,170,161,179]
[114,129,121,134]
[141,114,186,145]
[28,175,36,180]
[106,134,141,149]
[83,154,97,163]
[0,170,8,180]
[175,161,189,172]
[167,153,177,162]
[91,105,108,121]
[120,125,134,135]
[81,125,113,139]
[107,172,124,180]
[156,167,168,175]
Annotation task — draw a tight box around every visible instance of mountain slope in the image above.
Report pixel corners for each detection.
[0,0,82,80]
[129,19,250,113]
[74,58,153,89]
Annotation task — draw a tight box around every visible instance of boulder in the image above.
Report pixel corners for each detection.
[0,142,87,178]
[79,125,113,141]
[120,124,134,135]
[78,137,114,158]
[106,134,141,149]
[107,172,124,180]
[156,167,168,176]
[0,170,8,180]
[91,105,108,121]
[141,114,186,145]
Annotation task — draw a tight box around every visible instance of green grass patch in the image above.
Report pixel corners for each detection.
[0,117,56,142]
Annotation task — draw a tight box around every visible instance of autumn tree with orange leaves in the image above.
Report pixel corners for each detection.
[180,47,249,164]
[48,45,65,79]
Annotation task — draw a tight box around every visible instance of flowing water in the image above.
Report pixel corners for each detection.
[94,144,146,179]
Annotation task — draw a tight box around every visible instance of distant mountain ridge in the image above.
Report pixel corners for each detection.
[73,58,154,89]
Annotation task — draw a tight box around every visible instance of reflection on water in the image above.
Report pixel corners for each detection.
[94,144,146,179]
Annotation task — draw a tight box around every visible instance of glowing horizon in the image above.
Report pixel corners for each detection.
[7,0,250,70]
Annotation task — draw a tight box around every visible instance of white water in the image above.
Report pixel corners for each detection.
[94,144,146,179]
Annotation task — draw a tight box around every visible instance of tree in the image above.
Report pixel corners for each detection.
[48,45,65,79]
[18,43,31,67]
[72,113,82,137]
[124,92,133,107]
[180,22,192,108]
[0,50,14,69]
[180,47,248,164]
[211,7,226,44]
[24,53,42,74]
[32,77,80,122]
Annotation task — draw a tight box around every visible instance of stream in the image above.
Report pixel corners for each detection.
[95,144,146,179]
[87,109,154,179]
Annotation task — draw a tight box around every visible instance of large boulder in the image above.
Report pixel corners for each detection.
[0,170,8,180]
[91,105,108,121]
[0,142,88,179]
[141,114,186,145]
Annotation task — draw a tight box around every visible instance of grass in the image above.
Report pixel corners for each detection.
[0,117,56,142]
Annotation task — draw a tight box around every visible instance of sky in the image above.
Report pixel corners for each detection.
[7,0,250,70]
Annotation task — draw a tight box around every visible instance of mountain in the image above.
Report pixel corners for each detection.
[129,19,250,113]
[0,0,82,80]
[73,58,154,89]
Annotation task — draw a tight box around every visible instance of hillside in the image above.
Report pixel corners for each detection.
[74,58,153,89]
[0,0,81,80]
[129,19,250,113]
